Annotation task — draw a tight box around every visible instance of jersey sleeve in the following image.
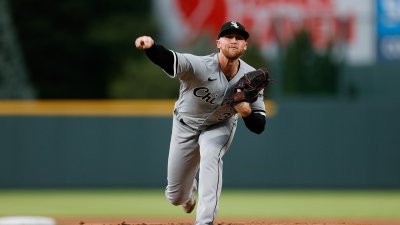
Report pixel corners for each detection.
[144,43,205,80]
[144,44,175,75]
[250,90,266,117]
[171,52,205,80]
[242,90,267,134]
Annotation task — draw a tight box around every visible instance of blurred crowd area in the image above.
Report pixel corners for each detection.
[1,0,399,100]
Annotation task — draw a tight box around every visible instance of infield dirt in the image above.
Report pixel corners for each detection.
[55,217,400,225]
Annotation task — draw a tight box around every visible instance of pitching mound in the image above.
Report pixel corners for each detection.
[78,223,370,225]
[55,217,400,225]
[81,222,366,225]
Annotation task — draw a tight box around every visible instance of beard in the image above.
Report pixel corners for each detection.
[220,46,244,60]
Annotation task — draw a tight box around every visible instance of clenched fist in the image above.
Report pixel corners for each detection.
[135,36,155,50]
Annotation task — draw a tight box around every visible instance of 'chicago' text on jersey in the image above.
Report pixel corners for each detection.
[193,87,219,105]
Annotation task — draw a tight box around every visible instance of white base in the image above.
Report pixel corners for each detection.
[0,216,56,225]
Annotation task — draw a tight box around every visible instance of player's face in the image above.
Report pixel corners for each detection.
[217,33,248,60]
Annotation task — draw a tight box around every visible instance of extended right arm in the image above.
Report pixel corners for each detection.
[135,36,175,75]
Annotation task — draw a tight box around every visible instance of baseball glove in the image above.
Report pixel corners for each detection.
[231,68,271,106]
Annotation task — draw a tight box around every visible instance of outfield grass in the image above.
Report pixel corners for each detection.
[0,189,399,220]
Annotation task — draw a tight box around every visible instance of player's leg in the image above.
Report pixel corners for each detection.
[195,118,238,225]
[165,115,200,206]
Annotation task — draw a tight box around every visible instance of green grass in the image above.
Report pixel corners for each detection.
[0,189,399,219]
[219,189,400,219]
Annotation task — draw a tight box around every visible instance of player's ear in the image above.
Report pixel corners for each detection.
[216,41,222,52]
[216,39,221,49]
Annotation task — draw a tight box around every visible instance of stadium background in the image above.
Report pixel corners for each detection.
[1,0,400,224]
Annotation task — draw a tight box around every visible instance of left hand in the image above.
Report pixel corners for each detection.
[234,101,252,117]
[231,68,271,106]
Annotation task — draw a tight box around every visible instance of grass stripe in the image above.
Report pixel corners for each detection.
[0,189,399,219]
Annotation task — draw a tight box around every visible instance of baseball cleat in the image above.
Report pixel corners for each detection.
[182,178,197,213]
[182,197,196,213]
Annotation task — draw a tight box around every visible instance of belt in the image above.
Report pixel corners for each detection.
[174,110,198,132]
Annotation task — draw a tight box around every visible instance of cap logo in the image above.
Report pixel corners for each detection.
[230,21,239,29]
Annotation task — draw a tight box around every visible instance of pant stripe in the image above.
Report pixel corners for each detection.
[210,122,236,223]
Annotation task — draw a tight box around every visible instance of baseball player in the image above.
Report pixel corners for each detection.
[135,21,268,225]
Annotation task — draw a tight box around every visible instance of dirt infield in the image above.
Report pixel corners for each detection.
[55,217,400,225]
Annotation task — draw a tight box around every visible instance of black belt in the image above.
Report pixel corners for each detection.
[174,110,198,131]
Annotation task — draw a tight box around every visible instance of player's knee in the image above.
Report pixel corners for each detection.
[199,152,220,164]
[165,189,187,206]
[166,195,187,206]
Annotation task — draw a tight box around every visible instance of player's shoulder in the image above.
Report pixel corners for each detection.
[183,52,216,61]
[179,52,217,68]
[201,53,218,65]
[178,52,215,62]
[239,58,256,73]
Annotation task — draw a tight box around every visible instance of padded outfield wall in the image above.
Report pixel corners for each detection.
[0,99,399,189]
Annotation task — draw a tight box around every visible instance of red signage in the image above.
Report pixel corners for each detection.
[173,0,355,50]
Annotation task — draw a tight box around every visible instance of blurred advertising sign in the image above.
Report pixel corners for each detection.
[377,0,400,61]
[154,0,375,65]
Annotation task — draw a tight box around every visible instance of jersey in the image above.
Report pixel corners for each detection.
[166,51,266,130]
[160,50,266,225]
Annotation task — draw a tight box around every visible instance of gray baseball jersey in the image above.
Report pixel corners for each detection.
[164,51,265,225]
[171,52,265,128]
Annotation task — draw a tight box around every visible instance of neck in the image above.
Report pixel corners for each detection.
[218,53,239,80]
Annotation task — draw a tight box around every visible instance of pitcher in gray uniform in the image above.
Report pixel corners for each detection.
[135,21,267,225]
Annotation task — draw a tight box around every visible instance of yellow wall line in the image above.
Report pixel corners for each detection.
[0,100,277,117]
